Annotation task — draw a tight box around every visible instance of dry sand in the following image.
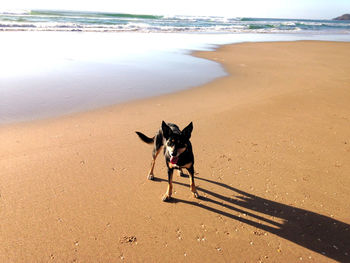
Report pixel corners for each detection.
[1,41,350,262]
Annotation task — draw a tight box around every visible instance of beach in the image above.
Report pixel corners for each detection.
[3,31,350,125]
[1,40,350,262]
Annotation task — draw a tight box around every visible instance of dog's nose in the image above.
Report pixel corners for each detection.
[171,150,177,157]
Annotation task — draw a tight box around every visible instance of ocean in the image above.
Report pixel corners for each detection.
[1,9,350,33]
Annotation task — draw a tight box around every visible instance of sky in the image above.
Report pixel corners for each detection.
[1,0,349,19]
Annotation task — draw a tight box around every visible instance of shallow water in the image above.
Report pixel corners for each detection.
[1,31,350,124]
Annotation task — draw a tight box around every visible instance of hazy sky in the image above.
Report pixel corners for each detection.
[1,0,349,19]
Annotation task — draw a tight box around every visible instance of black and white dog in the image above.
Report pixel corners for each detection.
[136,121,199,201]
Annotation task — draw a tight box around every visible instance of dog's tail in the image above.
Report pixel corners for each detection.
[135,131,154,144]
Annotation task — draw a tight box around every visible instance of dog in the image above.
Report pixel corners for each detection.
[136,121,199,201]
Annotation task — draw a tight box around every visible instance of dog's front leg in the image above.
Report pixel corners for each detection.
[187,166,199,198]
[162,168,174,202]
[148,147,161,180]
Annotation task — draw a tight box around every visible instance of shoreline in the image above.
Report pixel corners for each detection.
[1,41,350,262]
[2,32,350,125]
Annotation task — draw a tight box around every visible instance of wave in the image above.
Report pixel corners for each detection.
[295,21,350,27]
[248,24,275,29]
[1,10,350,33]
[29,10,162,20]
[240,17,257,21]
[0,22,304,33]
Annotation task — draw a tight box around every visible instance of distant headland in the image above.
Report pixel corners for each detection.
[333,14,350,20]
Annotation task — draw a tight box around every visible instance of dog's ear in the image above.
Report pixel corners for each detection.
[182,122,193,140]
[162,121,172,139]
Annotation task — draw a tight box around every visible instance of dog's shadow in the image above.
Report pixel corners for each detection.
[153,176,350,262]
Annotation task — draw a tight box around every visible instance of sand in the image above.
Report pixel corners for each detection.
[1,41,350,262]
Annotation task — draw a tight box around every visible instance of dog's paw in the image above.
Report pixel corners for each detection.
[162,194,172,202]
[193,191,199,199]
[179,171,188,178]
[147,174,154,180]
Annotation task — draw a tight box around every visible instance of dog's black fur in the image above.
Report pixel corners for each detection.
[136,121,199,201]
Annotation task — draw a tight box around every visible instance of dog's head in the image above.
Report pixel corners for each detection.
[162,121,193,164]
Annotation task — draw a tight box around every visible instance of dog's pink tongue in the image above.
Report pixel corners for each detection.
[170,156,178,164]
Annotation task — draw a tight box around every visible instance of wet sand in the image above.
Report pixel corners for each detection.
[1,41,350,262]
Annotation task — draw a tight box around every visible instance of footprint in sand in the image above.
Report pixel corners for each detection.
[196,235,206,242]
[216,247,222,252]
[120,236,137,244]
[176,228,183,240]
[200,223,208,232]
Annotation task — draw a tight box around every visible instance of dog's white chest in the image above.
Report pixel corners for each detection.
[168,162,192,169]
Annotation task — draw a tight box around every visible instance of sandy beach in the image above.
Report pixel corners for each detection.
[1,41,350,262]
